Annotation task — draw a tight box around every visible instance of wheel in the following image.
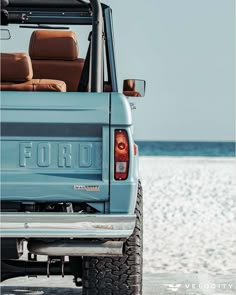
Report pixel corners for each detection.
[82,180,143,295]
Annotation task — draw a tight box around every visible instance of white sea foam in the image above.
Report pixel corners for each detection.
[140,156,236,274]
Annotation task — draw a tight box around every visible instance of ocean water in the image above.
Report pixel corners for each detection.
[136,141,236,157]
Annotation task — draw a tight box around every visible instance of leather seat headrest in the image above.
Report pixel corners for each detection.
[29,30,79,61]
[1,53,33,82]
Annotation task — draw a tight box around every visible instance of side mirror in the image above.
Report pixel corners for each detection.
[123,79,146,97]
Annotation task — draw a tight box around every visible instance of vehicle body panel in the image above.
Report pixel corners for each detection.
[1,92,110,202]
[1,92,139,214]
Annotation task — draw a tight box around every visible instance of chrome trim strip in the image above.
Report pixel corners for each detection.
[0,213,136,238]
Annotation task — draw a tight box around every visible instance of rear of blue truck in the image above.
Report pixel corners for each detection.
[0,1,144,294]
[1,91,138,237]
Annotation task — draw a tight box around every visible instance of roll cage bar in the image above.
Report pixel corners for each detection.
[1,0,115,92]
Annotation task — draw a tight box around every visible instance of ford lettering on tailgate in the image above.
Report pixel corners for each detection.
[18,141,102,169]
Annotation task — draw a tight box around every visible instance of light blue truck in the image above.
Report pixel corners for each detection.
[0,1,145,294]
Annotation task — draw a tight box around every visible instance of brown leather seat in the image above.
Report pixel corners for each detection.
[1,53,33,82]
[0,53,66,92]
[29,30,85,92]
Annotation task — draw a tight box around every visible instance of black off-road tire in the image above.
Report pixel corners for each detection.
[82,180,143,295]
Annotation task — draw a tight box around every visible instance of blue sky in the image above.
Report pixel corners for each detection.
[104,0,235,141]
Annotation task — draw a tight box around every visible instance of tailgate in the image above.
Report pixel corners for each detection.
[0,92,110,202]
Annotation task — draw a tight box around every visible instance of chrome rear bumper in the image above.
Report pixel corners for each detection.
[0,213,136,238]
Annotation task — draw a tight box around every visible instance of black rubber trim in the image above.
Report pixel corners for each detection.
[1,123,102,137]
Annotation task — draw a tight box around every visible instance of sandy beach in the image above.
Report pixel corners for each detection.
[140,156,236,274]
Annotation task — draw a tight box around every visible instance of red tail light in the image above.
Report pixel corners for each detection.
[114,130,129,180]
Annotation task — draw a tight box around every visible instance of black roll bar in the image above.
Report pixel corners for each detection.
[89,0,103,92]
